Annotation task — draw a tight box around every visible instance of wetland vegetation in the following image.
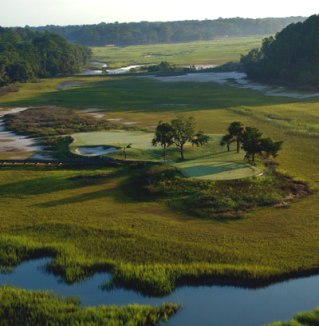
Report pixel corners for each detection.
[0,19,319,324]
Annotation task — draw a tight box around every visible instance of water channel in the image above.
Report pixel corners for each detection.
[1,258,318,325]
[0,107,53,160]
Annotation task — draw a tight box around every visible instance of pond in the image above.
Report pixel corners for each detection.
[75,146,118,156]
[1,258,319,325]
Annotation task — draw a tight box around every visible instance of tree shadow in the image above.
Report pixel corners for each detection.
[0,168,124,197]
[35,188,114,208]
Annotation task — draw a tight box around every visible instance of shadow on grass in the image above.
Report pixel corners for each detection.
[35,189,116,208]
[0,168,124,198]
[31,167,139,208]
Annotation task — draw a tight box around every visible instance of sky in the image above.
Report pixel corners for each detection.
[0,0,318,27]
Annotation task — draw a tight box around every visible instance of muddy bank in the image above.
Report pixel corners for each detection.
[0,108,52,160]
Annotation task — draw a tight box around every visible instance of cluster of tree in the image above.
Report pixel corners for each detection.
[33,17,304,46]
[147,61,177,73]
[220,121,283,162]
[240,15,319,86]
[0,27,91,85]
[146,61,194,75]
[152,116,209,160]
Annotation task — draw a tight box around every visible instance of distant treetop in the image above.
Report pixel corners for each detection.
[32,17,305,46]
[240,14,319,87]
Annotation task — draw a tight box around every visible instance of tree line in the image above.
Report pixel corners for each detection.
[33,17,304,46]
[152,117,282,163]
[240,15,319,87]
[0,27,91,86]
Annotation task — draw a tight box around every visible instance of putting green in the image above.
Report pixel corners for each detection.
[71,130,153,149]
[71,130,262,180]
[176,159,262,180]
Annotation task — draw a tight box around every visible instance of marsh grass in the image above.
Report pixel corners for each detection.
[269,306,319,325]
[137,164,307,220]
[0,286,179,325]
[91,36,264,68]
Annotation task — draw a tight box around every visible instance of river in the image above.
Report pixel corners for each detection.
[0,258,318,325]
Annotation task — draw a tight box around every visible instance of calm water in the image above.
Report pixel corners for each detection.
[1,258,319,325]
[75,146,117,156]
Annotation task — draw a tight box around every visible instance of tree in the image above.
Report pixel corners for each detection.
[260,138,283,159]
[220,134,234,152]
[241,127,263,162]
[192,131,209,147]
[228,121,245,153]
[152,121,174,160]
[171,116,196,160]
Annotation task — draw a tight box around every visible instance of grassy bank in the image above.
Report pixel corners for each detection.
[0,286,178,325]
[139,164,308,219]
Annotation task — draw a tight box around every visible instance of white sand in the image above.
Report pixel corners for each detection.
[146,72,319,99]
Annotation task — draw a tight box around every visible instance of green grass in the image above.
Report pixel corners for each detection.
[269,306,319,325]
[0,286,178,325]
[0,73,319,298]
[91,36,265,68]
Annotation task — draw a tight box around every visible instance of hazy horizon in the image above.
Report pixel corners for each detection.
[0,0,317,27]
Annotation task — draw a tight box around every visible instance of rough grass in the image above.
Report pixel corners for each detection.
[91,36,264,68]
[0,286,178,325]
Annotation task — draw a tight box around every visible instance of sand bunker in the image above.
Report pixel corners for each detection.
[75,146,117,156]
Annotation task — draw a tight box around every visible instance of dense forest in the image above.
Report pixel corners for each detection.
[0,27,91,85]
[34,17,305,46]
[240,15,319,87]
